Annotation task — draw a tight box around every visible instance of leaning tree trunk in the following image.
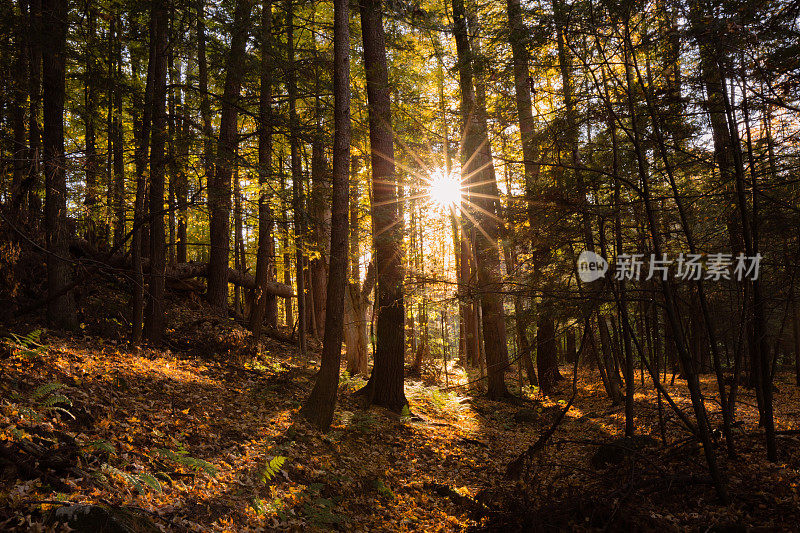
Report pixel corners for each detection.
[301,0,351,429]
[358,0,407,412]
[42,0,76,330]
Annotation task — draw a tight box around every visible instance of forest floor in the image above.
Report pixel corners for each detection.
[1,293,800,531]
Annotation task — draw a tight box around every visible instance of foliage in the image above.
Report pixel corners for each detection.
[258,455,287,483]
[3,329,47,360]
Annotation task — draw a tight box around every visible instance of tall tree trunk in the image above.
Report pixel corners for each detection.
[251,0,278,340]
[41,0,76,330]
[83,5,99,245]
[27,0,42,218]
[309,25,330,340]
[302,0,351,429]
[452,0,509,399]
[197,0,214,210]
[280,157,293,326]
[111,13,125,251]
[207,0,253,310]
[10,0,27,219]
[358,0,407,412]
[621,18,728,501]
[144,0,169,343]
[505,0,540,388]
[285,0,307,355]
[130,28,151,344]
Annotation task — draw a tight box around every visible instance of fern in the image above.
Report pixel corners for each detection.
[259,455,287,482]
[101,464,162,494]
[155,447,219,477]
[84,440,116,455]
[137,472,162,492]
[5,329,47,359]
[40,393,72,408]
[32,382,66,401]
[373,478,395,500]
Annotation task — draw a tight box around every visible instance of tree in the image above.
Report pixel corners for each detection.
[207,0,254,310]
[451,0,509,399]
[144,0,169,343]
[358,0,407,412]
[285,0,307,356]
[302,0,351,430]
[41,0,76,330]
[251,0,279,340]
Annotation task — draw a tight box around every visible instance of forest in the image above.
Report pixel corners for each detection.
[1,0,800,529]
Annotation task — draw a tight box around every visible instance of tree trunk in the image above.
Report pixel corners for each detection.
[452,0,509,399]
[111,13,125,251]
[144,0,169,343]
[537,314,560,395]
[344,160,371,375]
[10,1,27,219]
[251,0,279,340]
[27,0,43,218]
[42,0,76,330]
[358,0,407,412]
[207,0,253,310]
[83,5,99,245]
[280,159,293,326]
[302,0,351,429]
[285,0,307,355]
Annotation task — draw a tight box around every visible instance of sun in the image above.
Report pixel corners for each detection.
[428,170,462,209]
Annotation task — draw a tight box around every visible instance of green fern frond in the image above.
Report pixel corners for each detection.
[155,448,219,476]
[260,455,286,482]
[40,393,72,408]
[136,473,162,493]
[32,382,66,401]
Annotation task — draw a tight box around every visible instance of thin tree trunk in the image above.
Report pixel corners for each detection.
[27,0,42,218]
[83,5,99,246]
[111,13,125,251]
[285,0,307,356]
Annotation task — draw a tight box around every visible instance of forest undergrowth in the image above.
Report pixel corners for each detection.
[1,291,799,532]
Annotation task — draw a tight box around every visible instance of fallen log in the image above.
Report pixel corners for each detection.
[164,262,294,298]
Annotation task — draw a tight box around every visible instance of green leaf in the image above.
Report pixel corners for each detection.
[260,455,287,482]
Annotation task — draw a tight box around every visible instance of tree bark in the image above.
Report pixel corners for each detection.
[144,0,169,342]
[358,0,407,412]
[42,0,76,330]
[302,0,351,429]
[251,0,279,340]
[285,0,307,356]
[207,0,253,310]
[111,13,125,251]
[452,0,509,399]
